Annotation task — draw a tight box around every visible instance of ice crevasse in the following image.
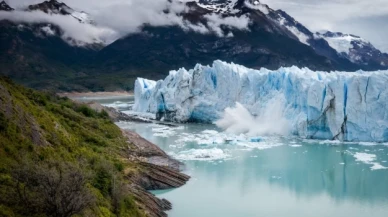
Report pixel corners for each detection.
[133,60,388,142]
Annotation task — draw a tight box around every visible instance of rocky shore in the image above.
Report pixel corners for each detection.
[89,102,190,217]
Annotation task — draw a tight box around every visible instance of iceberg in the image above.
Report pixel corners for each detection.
[133,60,388,142]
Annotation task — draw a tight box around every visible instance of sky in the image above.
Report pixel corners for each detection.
[4,0,388,52]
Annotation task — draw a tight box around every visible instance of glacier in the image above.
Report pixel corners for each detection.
[133,60,388,142]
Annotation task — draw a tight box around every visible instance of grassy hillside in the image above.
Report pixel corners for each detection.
[0,76,147,217]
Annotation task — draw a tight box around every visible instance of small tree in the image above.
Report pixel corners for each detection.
[12,162,95,217]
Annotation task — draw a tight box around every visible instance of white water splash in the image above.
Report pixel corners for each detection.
[215,96,290,136]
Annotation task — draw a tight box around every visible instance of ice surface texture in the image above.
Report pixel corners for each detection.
[134,60,388,142]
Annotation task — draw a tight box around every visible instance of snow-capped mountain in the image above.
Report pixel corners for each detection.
[97,0,350,77]
[0,0,102,90]
[0,0,104,47]
[197,0,388,69]
[315,31,388,67]
[27,0,94,24]
[0,1,13,11]
[196,0,270,14]
[1,0,388,91]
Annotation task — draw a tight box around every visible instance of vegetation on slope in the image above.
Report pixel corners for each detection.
[0,76,147,217]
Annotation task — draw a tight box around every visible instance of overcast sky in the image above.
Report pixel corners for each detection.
[6,0,388,52]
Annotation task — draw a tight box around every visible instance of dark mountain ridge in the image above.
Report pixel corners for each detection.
[0,0,387,91]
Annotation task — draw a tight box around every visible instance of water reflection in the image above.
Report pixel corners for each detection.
[181,145,388,203]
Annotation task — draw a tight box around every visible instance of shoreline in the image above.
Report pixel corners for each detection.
[86,101,189,217]
[58,91,133,98]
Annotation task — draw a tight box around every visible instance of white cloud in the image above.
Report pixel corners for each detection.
[0,10,118,45]
[204,13,251,36]
[6,0,386,52]
[87,0,250,37]
[92,0,187,34]
[1,0,252,45]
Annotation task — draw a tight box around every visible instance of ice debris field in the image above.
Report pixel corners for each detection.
[134,60,388,142]
[116,122,388,170]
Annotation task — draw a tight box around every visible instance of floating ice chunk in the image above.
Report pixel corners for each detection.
[353,152,387,170]
[171,148,230,161]
[103,101,131,110]
[122,110,156,120]
[151,125,183,137]
[250,137,263,142]
[233,136,283,150]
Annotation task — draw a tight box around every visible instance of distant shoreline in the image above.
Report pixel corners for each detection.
[58,91,133,98]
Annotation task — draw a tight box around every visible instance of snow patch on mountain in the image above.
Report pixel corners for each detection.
[134,60,388,142]
[244,0,269,14]
[315,32,357,55]
[196,0,240,14]
[69,11,93,24]
[285,25,309,45]
[270,10,312,46]
[315,31,388,66]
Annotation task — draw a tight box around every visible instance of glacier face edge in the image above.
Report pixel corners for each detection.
[133,60,388,142]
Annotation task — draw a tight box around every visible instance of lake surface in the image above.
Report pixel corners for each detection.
[83,95,388,217]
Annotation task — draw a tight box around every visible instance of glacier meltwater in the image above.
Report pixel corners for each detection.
[133,60,388,142]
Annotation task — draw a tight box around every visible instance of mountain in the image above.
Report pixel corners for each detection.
[0,0,103,91]
[0,0,388,92]
[315,31,388,68]
[96,0,341,80]
[27,0,94,24]
[0,76,189,217]
[0,0,13,11]
[0,19,99,91]
[96,0,388,75]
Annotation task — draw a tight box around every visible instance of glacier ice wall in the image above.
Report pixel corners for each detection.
[133,60,388,142]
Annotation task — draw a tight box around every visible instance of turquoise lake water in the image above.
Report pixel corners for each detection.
[89,96,388,217]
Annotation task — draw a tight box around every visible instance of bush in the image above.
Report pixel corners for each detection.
[99,110,110,119]
[0,112,7,132]
[92,166,113,197]
[76,105,97,118]
[11,162,95,217]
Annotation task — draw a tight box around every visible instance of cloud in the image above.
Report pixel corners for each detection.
[92,0,187,34]
[0,10,118,45]
[204,13,250,36]
[88,0,250,37]
[1,0,252,45]
[6,0,386,52]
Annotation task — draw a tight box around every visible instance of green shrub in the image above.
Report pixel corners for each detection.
[93,166,113,196]
[0,112,7,132]
[76,105,97,117]
[99,110,110,119]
